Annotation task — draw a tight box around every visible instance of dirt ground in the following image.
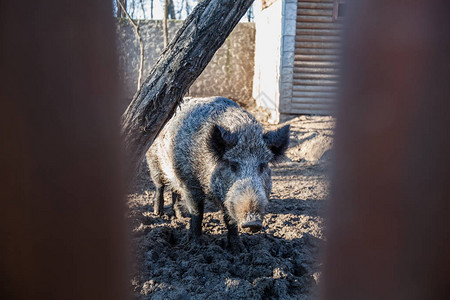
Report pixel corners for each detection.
[127,105,334,299]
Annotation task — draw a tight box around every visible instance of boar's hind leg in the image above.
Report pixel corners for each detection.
[171,192,183,219]
[184,190,205,241]
[153,184,165,216]
[149,176,165,216]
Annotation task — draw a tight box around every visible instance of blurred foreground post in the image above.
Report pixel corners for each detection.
[0,1,128,299]
[324,0,450,299]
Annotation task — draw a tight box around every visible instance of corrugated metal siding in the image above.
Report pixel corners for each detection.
[292,0,342,115]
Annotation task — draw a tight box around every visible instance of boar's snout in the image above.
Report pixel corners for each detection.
[240,213,263,232]
[225,179,268,233]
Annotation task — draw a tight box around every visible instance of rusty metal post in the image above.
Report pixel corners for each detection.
[323,0,450,299]
[0,1,128,299]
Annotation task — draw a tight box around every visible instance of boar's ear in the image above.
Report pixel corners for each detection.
[210,125,238,158]
[263,124,290,162]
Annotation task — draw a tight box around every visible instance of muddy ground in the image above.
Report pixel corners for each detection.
[127,106,334,299]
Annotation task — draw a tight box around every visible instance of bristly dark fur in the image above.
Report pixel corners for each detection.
[210,125,239,159]
[145,97,290,247]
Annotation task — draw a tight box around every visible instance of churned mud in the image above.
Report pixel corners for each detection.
[127,114,334,299]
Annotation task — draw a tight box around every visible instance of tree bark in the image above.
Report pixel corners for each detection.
[121,0,254,180]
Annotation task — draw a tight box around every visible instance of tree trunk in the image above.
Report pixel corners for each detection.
[150,0,154,19]
[121,0,254,180]
[168,0,176,19]
[163,0,169,47]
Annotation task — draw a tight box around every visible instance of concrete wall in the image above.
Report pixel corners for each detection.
[116,20,255,109]
[279,0,298,121]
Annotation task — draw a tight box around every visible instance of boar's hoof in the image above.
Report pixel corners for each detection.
[227,237,247,253]
[188,234,204,246]
[241,220,263,233]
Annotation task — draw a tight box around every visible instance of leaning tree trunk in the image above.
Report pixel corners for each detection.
[121,0,254,180]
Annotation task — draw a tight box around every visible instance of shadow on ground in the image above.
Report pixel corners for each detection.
[129,210,322,299]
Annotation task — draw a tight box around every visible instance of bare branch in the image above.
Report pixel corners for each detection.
[140,0,146,19]
[151,0,154,19]
[117,0,144,90]
[163,0,169,47]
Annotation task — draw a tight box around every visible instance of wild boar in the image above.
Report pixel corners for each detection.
[146,97,289,249]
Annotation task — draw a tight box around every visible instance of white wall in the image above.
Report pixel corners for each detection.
[252,0,283,123]
[253,0,297,123]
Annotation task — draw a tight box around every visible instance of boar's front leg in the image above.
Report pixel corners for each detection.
[184,189,205,242]
[223,213,245,252]
[147,153,165,216]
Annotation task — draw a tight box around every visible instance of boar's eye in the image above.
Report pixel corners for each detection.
[230,162,239,173]
[258,163,268,174]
